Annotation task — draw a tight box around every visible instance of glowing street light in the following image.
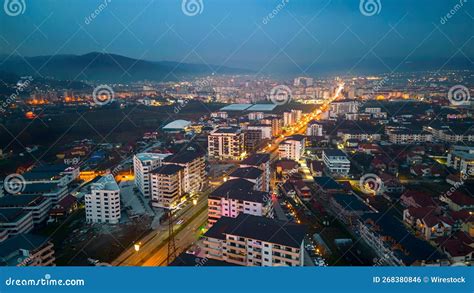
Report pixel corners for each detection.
[134,242,141,252]
[192,199,198,206]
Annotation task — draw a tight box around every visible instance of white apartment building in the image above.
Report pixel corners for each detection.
[283,112,295,127]
[322,149,350,175]
[208,127,246,161]
[388,130,433,144]
[278,135,306,161]
[330,100,359,117]
[85,175,121,224]
[207,179,273,225]
[133,153,170,197]
[150,164,185,209]
[248,112,264,120]
[162,150,206,194]
[204,214,306,266]
[306,122,323,136]
[247,124,272,139]
[210,111,228,119]
[447,146,474,177]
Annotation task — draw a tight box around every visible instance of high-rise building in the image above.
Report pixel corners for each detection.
[162,150,206,194]
[150,164,185,209]
[85,175,121,224]
[204,214,307,266]
[329,100,359,117]
[208,127,246,161]
[133,153,170,197]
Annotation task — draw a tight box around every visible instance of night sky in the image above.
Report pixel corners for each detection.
[1,0,473,72]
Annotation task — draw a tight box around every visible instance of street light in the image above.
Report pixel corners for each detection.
[192,199,197,206]
[134,242,141,252]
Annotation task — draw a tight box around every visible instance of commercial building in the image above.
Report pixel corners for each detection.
[85,175,121,224]
[208,127,246,161]
[208,178,274,226]
[133,153,170,197]
[322,149,350,175]
[0,209,34,242]
[204,214,307,266]
[150,164,185,209]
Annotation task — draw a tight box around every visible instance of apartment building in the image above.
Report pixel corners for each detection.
[240,153,271,192]
[204,214,307,266]
[150,164,185,209]
[208,127,246,161]
[278,135,306,161]
[388,130,433,144]
[306,121,323,136]
[229,167,264,191]
[447,146,474,177]
[162,150,206,194]
[424,125,474,143]
[208,179,273,225]
[330,99,359,117]
[322,149,350,175]
[0,234,55,266]
[133,152,170,197]
[0,208,34,242]
[85,175,121,224]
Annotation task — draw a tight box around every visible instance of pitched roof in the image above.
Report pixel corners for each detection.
[229,167,263,180]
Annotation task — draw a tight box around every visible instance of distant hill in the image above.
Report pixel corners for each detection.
[0,52,252,82]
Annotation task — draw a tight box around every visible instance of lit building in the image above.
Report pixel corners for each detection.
[278,135,306,161]
[204,214,307,266]
[306,121,323,136]
[133,153,170,197]
[208,179,274,226]
[388,130,433,145]
[162,150,206,194]
[150,164,185,209]
[248,112,264,120]
[85,175,121,224]
[208,127,246,161]
[322,149,350,175]
[329,99,359,117]
[447,146,474,177]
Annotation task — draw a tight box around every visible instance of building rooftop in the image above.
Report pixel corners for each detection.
[241,153,271,166]
[210,186,269,204]
[211,179,255,198]
[0,208,30,223]
[0,234,51,263]
[0,194,49,207]
[163,150,205,164]
[91,174,119,191]
[313,176,343,190]
[135,152,171,162]
[151,164,184,175]
[361,213,446,265]
[229,167,263,180]
[323,149,347,157]
[332,194,370,211]
[162,119,191,130]
[205,214,307,249]
[212,127,241,134]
